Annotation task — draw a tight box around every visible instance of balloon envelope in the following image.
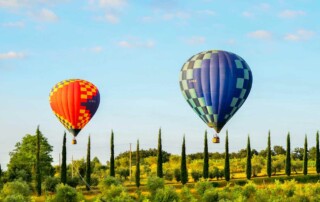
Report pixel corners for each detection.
[179,50,253,133]
[49,79,100,137]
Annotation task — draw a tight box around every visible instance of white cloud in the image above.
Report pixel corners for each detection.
[30,8,58,22]
[162,11,190,20]
[90,46,103,53]
[118,39,155,48]
[0,51,26,60]
[279,10,305,19]
[242,11,254,18]
[98,0,126,9]
[186,36,206,45]
[248,30,272,40]
[258,3,270,11]
[284,29,315,41]
[197,9,215,16]
[2,21,25,28]
[105,13,119,23]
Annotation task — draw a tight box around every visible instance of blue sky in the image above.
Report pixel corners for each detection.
[0,0,320,168]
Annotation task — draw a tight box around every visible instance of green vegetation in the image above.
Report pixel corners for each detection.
[86,135,91,190]
[181,136,188,185]
[225,131,230,181]
[35,126,41,196]
[286,133,291,176]
[110,130,115,177]
[61,132,67,184]
[267,131,272,178]
[203,131,209,179]
[157,128,163,178]
[2,127,320,201]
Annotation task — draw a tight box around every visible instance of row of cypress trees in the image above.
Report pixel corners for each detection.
[223,131,320,181]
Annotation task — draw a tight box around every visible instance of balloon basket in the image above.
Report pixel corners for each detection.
[72,139,77,145]
[212,135,220,144]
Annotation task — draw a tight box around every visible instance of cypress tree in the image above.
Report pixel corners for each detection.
[285,133,291,176]
[246,135,251,180]
[86,136,91,190]
[181,136,188,185]
[110,130,115,177]
[267,131,272,178]
[135,139,140,188]
[203,130,209,179]
[157,128,163,178]
[224,131,230,181]
[316,131,320,174]
[0,164,2,179]
[36,126,42,196]
[303,135,308,175]
[61,132,67,184]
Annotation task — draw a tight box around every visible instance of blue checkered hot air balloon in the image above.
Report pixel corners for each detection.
[179,50,253,143]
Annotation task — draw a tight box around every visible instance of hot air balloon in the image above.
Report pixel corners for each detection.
[49,79,100,144]
[179,50,253,143]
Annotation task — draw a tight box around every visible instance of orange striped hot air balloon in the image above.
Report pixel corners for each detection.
[49,79,100,144]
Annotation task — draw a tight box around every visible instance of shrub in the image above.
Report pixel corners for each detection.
[53,183,84,202]
[191,170,202,182]
[67,177,80,188]
[98,176,120,189]
[0,180,31,202]
[146,176,164,195]
[96,184,134,202]
[43,177,60,192]
[242,181,257,199]
[195,180,212,195]
[180,186,196,202]
[3,194,26,202]
[282,179,296,197]
[164,170,174,181]
[154,186,179,202]
[174,169,181,182]
[202,188,219,202]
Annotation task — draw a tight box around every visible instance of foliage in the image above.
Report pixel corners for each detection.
[67,177,80,188]
[7,131,54,182]
[180,186,196,202]
[157,128,163,178]
[146,176,164,196]
[36,126,42,196]
[202,188,219,202]
[225,131,230,181]
[110,130,115,177]
[286,133,291,176]
[98,176,121,190]
[246,136,252,179]
[154,186,179,202]
[267,131,272,178]
[0,180,31,202]
[164,169,174,181]
[303,135,308,175]
[274,145,286,155]
[316,131,320,174]
[43,176,60,192]
[251,155,265,177]
[52,183,84,202]
[136,139,140,188]
[195,180,212,195]
[61,132,67,184]
[96,184,134,202]
[86,136,91,190]
[174,168,181,182]
[180,136,188,185]
[203,131,209,179]
[191,170,202,182]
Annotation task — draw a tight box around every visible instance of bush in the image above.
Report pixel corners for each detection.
[195,180,212,195]
[174,169,181,182]
[98,176,121,192]
[53,183,84,202]
[146,176,164,195]
[154,186,179,202]
[202,188,219,202]
[96,184,134,202]
[67,177,80,188]
[242,181,257,199]
[43,177,60,192]
[180,186,196,202]
[0,180,31,202]
[191,170,202,182]
[2,194,26,202]
[164,170,174,181]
